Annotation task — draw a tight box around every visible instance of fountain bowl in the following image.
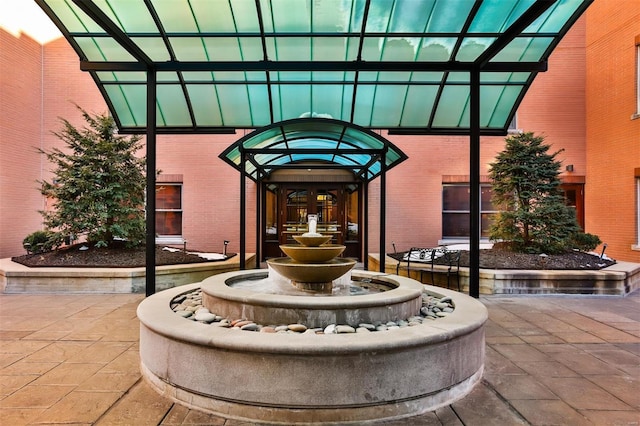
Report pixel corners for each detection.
[267,257,356,284]
[293,234,332,247]
[279,243,345,263]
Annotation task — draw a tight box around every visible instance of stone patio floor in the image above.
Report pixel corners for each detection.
[1,291,638,425]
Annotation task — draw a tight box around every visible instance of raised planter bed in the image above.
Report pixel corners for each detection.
[370,254,640,296]
[0,254,256,293]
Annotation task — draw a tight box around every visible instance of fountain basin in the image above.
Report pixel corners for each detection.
[266,257,356,286]
[293,234,331,246]
[138,270,487,424]
[202,269,422,328]
[279,243,345,263]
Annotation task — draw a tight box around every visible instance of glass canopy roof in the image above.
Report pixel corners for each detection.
[37,0,592,135]
[220,118,407,181]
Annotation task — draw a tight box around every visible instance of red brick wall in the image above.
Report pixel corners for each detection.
[585,0,640,262]
[0,30,45,257]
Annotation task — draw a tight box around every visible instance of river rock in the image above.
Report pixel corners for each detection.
[323,324,336,334]
[288,324,307,332]
[260,326,276,333]
[194,312,217,323]
[175,310,192,318]
[358,323,376,331]
[336,325,356,333]
[275,325,290,332]
[356,327,371,333]
[240,323,259,331]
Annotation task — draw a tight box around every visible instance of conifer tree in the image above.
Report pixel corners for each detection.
[488,132,582,254]
[39,106,146,248]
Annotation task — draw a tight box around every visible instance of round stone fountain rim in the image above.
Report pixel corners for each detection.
[204,269,421,309]
[137,270,488,355]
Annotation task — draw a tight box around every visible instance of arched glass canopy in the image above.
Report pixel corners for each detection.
[36,0,592,135]
[220,118,407,182]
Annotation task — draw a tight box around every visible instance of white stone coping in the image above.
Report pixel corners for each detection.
[136,270,488,355]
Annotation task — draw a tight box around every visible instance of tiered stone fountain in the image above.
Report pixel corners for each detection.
[137,216,487,424]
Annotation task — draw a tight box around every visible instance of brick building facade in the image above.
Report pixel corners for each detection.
[1,1,638,263]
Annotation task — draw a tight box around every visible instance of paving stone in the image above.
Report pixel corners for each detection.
[510,399,592,425]
[94,382,172,425]
[0,384,75,409]
[483,373,558,400]
[36,390,123,424]
[536,376,633,411]
[452,382,527,425]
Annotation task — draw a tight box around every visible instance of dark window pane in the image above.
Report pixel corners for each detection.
[156,211,182,235]
[481,186,496,211]
[443,212,469,237]
[156,185,181,209]
[443,185,470,211]
[481,213,496,237]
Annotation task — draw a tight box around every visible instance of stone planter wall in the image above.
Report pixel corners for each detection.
[371,254,640,296]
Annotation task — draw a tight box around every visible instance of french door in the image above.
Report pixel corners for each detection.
[262,183,361,260]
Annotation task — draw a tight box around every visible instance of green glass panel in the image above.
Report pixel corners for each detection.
[311,71,354,82]
[360,38,383,61]
[269,0,311,32]
[207,37,263,61]
[381,38,415,61]
[228,0,261,32]
[96,0,157,32]
[97,71,146,82]
[47,1,104,33]
[364,0,393,32]
[416,39,456,61]
[187,85,223,126]
[157,72,179,82]
[484,85,524,128]
[410,72,444,83]
[312,37,352,61]
[152,0,199,32]
[352,85,376,126]
[492,37,553,62]
[386,0,434,32]
[400,85,438,127]
[216,85,253,125]
[273,72,312,82]
[378,72,413,82]
[448,72,469,83]
[527,0,582,33]
[371,86,407,126]
[157,85,191,126]
[277,85,311,121]
[311,0,355,32]
[76,37,136,61]
[426,0,475,32]
[188,0,258,32]
[432,85,469,127]
[268,38,311,60]
[481,72,531,83]
[246,85,272,126]
[343,128,382,149]
[469,0,535,33]
[130,37,170,61]
[245,128,283,149]
[312,85,345,120]
[226,146,241,165]
[456,38,496,62]
[104,84,146,127]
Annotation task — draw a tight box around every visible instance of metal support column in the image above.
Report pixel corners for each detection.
[255,181,261,268]
[379,152,387,273]
[145,69,157,297]
[469,68,481,298]
[240,150,246,270]
[363,182,369,270]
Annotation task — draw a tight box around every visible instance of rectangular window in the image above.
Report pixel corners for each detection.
[636,175,640,249]
[156,184,182,237]
[636,41,640,117]
[507,112,521,133]
[442,184,497,238]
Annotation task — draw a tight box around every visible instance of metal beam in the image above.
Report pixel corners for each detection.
[79,60,548,73]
